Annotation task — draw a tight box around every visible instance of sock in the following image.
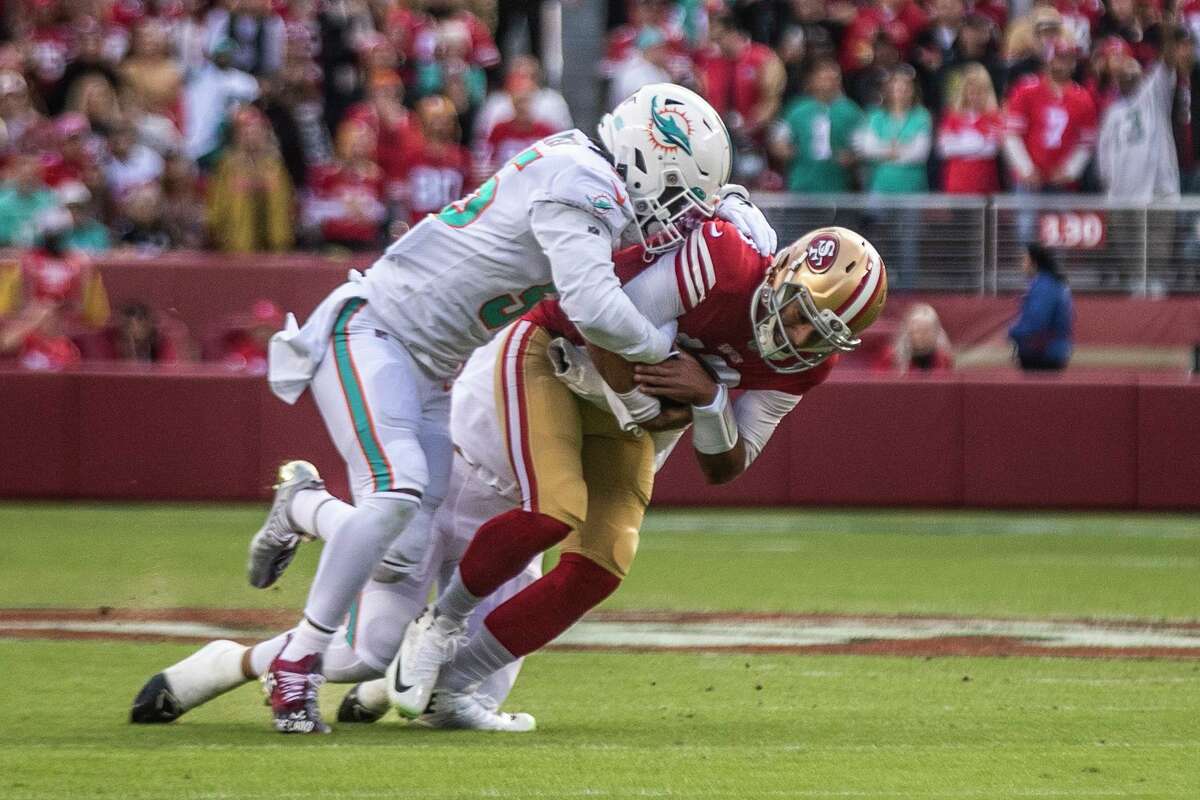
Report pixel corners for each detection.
[162,640,250,710]
[484,553,620,657]
[246,631,292,677]
[433,569,483,627]
[299,494,418,636]
[289,489,353,542]
[278,618,336,662]
[453,509,570,599]
[438,626,520,693]
[355,678,390,713]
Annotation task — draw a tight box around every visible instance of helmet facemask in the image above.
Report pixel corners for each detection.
[750,268,861,374]
[617,160,716,255]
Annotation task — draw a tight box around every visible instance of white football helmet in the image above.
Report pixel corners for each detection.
[598,83,732,254]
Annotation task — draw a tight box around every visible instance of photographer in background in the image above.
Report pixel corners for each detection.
[1009,243,1073,371]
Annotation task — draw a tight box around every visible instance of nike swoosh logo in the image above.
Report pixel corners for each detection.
[611,180,627,207]
[708,222,722,237]
[393,659,412,694]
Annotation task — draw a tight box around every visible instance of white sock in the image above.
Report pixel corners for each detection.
[247,631,292,676]
[289,489,354,542]
[355,678,391,713]
[162,640,250,710]
[300,495,418,635]
[435,569,482,627]
[438,627,517,693]
[279,618,335,662]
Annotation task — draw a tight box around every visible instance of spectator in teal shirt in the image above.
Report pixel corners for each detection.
[0,155,59,247]
[57,182,112,255]
[769,58,863,193]
[854,65,933,193]
[853,66,932,287]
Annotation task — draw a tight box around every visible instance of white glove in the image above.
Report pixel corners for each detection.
[714,185,777,257]
[547,337,647,435]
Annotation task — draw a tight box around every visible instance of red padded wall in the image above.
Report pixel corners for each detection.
[1,368,1196,509]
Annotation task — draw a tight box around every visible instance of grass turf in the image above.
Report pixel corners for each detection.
[0,504,1197,798]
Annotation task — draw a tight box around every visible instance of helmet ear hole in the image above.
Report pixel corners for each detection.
[633,148,647,173]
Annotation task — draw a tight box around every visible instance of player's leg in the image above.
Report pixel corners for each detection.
[435,405,653,703]
[388,322,585,718]
[266,300,441,734]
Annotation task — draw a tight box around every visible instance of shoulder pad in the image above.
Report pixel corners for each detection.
[534,155,635,234]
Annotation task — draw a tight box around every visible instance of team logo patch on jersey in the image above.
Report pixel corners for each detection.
[648,97,694,155]
[589,193,615,212]
[804,233,840,273]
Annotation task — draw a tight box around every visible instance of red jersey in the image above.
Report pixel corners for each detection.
[474,118,555,184]
[840,2,928,72]
[409,11,500,70]
[525,219,833,396]
[700,42,776,133]
[23,250,87,306]
[18,331,81,372]
[345,102,424,185]
[1005,75,1098,180]
[937,109,1002,193]
[400,142,471,225]
[306,162,386,245]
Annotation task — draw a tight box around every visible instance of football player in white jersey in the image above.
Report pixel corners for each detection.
[129,227,886,733]
[240,84,738,733]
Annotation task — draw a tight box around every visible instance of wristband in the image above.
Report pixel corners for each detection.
[690,383,739,454]
[616,387,662,423]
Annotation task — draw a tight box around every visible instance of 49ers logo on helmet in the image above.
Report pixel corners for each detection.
[805,233,840,273]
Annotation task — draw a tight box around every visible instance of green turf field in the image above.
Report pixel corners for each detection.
[0,504,1197,799]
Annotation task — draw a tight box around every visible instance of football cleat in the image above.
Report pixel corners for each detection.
[247,460,324,588]
[386,606,466,719]
[266,652,330,734]
[336,682,389,724]
[415,690,536,732]
[130,672,184,723]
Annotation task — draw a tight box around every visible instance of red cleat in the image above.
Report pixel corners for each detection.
[266,651,330,734]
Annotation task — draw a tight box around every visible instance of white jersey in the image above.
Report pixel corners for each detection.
[1097,63,1180,204]
[358,129,670,377]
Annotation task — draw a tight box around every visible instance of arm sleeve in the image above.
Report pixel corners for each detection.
[620,251,687,329]
[1003,133,1035,176]
[853,123,891,159]
[734,389,802,469]
[530,201,673,363]
[894,130,932,164]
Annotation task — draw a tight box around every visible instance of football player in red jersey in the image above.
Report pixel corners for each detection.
[129,220,888,733]
[1003,37,1098,191]
[383,222,888,723]
[395,95,472,227]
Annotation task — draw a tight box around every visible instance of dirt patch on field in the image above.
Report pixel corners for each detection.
[2,608,1198,660]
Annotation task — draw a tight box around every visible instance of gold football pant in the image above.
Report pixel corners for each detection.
[494,321,654,578]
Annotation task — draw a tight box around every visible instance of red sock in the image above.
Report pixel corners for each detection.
[458,509,571,598]
[484,553,620,658]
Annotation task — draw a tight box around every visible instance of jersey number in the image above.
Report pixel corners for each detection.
[438,147,543,228]
[1041,106,1069,149]
[479,282,556,330]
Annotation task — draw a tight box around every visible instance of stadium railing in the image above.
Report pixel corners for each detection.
[754,193,1200,295]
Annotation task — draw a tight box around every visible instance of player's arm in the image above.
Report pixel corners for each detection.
[529,200,672,364]
[635,352,801,484]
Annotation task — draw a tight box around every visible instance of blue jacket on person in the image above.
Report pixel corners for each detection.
[1009,272,1073,366]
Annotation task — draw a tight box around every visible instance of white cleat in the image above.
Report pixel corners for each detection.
[247,460,324,588]
[415,690,536,732]
[386,606,466,718]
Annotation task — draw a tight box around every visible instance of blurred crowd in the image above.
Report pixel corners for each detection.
[0,0,1185,371]
[608,0,1197,199]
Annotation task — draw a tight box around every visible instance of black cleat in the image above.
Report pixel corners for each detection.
[130,673,184,724]
[336,683,387,724]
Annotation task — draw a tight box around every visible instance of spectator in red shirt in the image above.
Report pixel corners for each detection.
[472,79,553,184]
[874,303,954,373]
[39,113,103,195]
[702,8,786,148]
[345,70,424,200]
[1086,35,1135,117]
[0,300,81,371]
[1003,38,1098,192]
[841,0,928,73]
[94,300,182,364]
[218,298,283,374]
[938,63,1003,192]
[397,95,471,227]
[303,118,387,250]
[0,71,47,154]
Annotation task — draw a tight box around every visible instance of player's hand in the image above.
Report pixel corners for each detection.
[640,403,694,432]
[634,351,720,407]
[715,185,778,256]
